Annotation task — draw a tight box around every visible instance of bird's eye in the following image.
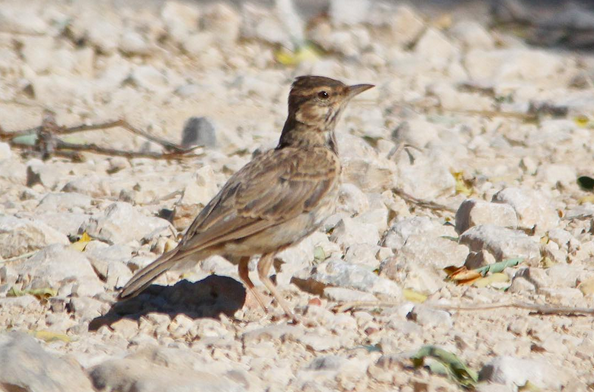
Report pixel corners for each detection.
[318,91,329,99]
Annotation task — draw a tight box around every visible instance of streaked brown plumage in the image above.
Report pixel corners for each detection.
[119,75,374,319]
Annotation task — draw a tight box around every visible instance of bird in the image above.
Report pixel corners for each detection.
[118,75,374,319]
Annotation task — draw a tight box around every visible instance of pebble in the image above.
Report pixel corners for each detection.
[82,202,171,245]
[0,332,94,392]
[0,216,69,259]
[460,225,541,263]
[479,356,570,390]
[455,199,518,234]
[492,188,559,234]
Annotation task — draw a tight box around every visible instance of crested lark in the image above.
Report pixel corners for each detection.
[119,76,374,319]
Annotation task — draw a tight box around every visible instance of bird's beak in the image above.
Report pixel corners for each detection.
[347,83,374,99]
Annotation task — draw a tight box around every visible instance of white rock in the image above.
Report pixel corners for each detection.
[202,4,241,45]
[492,188,559,234]
[479,356,571,390]
[330,217,380,248]
[455,199,518,234]
[36,192,93,212]
[464,49,569,83]
[323,287,377,302]
[82,202,171,245]
[182,32,214,56]
[383,216,451,250]
[20,36,54,74]
[394,149,456,200]
[161,1,200,43]
[409,305,452,328]
[0,332,95,392]
[292,259,402,298]
[127,65,169,92]
[89,357,246,392]
[460,225,541,263]
[536,164,576,188]
[383,260,446,295]
[337,183,369,215]
[449,21,494,50]
[0,142,12,161]
[387,5,425,46]
[119,30,152,55]
[395,233,468,269]
[12,244,103,295]
[415,28,457,59]
[329,0,370,25]
[181,165,219,207]
[392,119,439,148]
[0,216,69,259]
[0,9,48,34]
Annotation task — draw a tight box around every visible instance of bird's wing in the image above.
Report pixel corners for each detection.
[176,147,339,255]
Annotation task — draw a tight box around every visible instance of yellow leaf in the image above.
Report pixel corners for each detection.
[403,289,428,303]
[473,273,509,288]
[275,44,321,66]
[451,171,473,196]
[578,195,594,204]
[70,232,91,252]
[32,330,71,343]
[574,115,590,128]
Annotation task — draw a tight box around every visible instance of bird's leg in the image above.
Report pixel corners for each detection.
[257,253,295,320]
[237,256,268,313]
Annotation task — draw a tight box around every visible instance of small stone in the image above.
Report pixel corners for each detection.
[201,4,241,45]
[292,259,402,298]
[329,0,371,25]
[330,217,380,248]
[82,202,171,245]
[161,1,200,43]
[127,65,169,92]
[492,188,559,234]
[0,142,12,161]
[337,183,369,215]
[479,356,571,390]
[460,225,541,263]
[181,117,217,148]
[323,287,377,302]
[415,28,457,59]
[455,199,518,234]
[36,192,93,213]
[449,21,495,50]
[13,244,103,295]
[119,30,152,55]
[0,216,69,259]
[408,305,452,328]
[298,332,341,352]
[0,332,94,392]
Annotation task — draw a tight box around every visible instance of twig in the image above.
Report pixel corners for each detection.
[1,114,203,160]
[335,300,594,316]
[392,187,457,213]
[0,250,38,266]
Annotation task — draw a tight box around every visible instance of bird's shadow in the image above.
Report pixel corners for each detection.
[89,275,246,331]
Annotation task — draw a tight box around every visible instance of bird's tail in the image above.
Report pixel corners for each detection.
[118,249,181,300]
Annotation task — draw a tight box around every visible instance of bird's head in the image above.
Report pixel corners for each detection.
[279,76,374,151]
[288,76,374,130]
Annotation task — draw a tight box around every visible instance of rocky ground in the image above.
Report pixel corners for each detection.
[1,0,594,391]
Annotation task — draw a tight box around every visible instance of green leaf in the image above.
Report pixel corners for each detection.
[411,345,478,388]
[7,287,57,300]
[313,246,326,264]
[11,134,38,146]
[475,258,523,276]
